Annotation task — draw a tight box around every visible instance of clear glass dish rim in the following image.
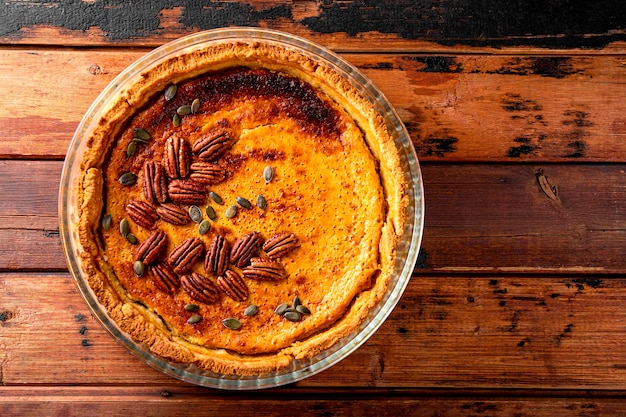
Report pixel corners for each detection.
[59,27,424,390]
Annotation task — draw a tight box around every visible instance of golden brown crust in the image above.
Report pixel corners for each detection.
[76,39,407,376]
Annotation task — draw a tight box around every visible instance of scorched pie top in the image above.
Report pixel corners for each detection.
[76,41,407,376]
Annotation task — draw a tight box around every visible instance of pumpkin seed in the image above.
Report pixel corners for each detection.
[126,141,137,157]
[119,172,137,186]
[296,305,311,315]
[284,311,302,322]
[119,218,129,237]
[224,205,237,219]
[177,104,191,116]
[222,317,241,330]
[236,196,252,209]
[184,303,200,312]
[293,295,301,308]
[189,205,202,223]
[205,205,217,220]
[164,84,177,101]
[244,304,259,317]
[126,233,138,245]
[101,213,112,230]
[263,165,274,183]
[256,194,267,210]
[187,314,202,324]
[132,137,149,145]
[208,191,223,205]
[198,219,210,235]
[191,98,201,113]
[133,128,151,141]
[274,303,289,316]
[133,260,145,277]
[172,113,181,127]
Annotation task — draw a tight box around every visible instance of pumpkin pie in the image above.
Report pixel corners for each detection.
[76,39,407,375]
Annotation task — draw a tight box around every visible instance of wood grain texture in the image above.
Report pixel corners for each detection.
[0,0,624,51]
[3,160,625,273]
[3,386,626,416]
[3,273,626,390]
[0,160,63,271]
[1,49,625,161]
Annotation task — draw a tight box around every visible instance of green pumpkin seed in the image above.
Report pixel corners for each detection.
[191,98,201,113]
[296,305,311,315]
[274,303,289,316]
[222,317,241,330]
[224,205,237,219]
[101,213,112,230]
[164,84,177,101]
[205,205,217,220]
[133,260,145,277]
[263,165,274,183]
[236,196,252,209]
[187,314,202,324]
[119,218,129,237]
[293,295,301,308]
[132,137,149,145]
[256,194,267,210]
[198,219,210,235]
[189,205,202,223]
[244,304,259,317]
[208,191,223,205]
[133,128,151,141]
[126,233,138,245]
[184,303,200,312]
[172,113,181,127]
[126,141,137,157]
[177,104,191,116]
[284,311,302,322]
[119,172,137,186]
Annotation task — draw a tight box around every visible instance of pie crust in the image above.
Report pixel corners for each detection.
[76,39,407,376]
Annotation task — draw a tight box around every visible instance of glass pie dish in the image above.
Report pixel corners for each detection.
[59,27,424,389]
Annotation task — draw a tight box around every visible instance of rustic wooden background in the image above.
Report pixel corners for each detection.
[1,0,626,415]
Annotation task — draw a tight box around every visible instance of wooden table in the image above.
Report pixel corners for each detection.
[2,1,626,415]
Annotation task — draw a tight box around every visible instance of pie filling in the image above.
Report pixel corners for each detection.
[77,43,406,375]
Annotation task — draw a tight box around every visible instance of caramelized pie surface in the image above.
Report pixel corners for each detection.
[77,42,406,375]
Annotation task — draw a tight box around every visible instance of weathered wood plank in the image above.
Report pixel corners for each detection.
[0,160,64,270]
[3,160,626,273]
[419,163,626,273]
[0,0,625,52]
[2,386,626,416]
[3,273,626,390]
[0,49,141,159]
[2,49,626,161]
[356,54,626,162]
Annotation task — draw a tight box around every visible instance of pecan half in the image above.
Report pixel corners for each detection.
[192,130,233,161]
[150,262,180,294]
[204,235,229,276]
[163,135,191,179]
[155,203,190,225]
[230,231,263,268]
[217,269,248,302]
[262,232,299,259]
[189,161,226,185]
[126,200,158,229]
[181,272,219,304]
[168,179,206,205]
[242,257,286,281]
[168,237,204,274]
[142,161,168,204]
[135,230,167,265]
